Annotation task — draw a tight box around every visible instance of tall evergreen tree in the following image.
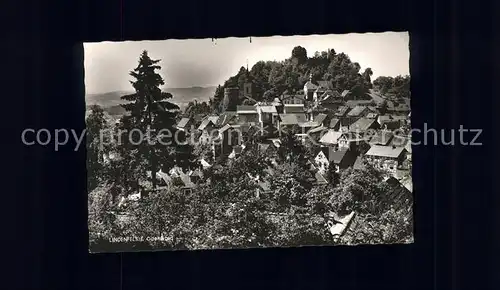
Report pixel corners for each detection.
[119,50,180,191]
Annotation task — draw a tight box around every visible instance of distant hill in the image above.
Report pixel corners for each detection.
[85,86,217,114]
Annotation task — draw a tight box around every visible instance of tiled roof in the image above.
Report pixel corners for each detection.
[347,105,367,117]
[319,129,343,145]
[321,147,350,164]
[350,118,377,132]
[177,117,191,128]
[329,118,340,128]
[367,92,385,104]
[369,130,394,146]
[341,90,350,97]
[308,125,328,134]
[284,104,305,113]
[335,106,350,116]
[313,113,327,125]
[365,145,406,159]
[198,118,215,130]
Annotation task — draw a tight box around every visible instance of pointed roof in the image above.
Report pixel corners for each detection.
[198,118,216,131]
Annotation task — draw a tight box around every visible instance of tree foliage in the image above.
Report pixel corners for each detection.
[118,50,181,189]
[86,105,110,192]
[373,75,410,99]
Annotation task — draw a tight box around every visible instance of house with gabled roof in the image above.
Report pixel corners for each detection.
[307,125,329,143]
[278,113,308,134]
[377,115,404,130]
[364,145,407,175]
[314,147,355,174]
[281,94,305,105]
[319,129,343,147]
[236,105,259,125]
[349,117,380,133]
[337,129,369,152]
[369,130,394,146]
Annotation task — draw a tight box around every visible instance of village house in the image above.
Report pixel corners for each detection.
[306,125,329,143]
[349,117,380,135]
[281,94,305,105]
[337,130,368,152]
[369,130,395,146]
[212,124,243,159]
[197,116,218,144]
[277,113,308,135]
[345,105,370,125]
[319,92,344,111]
[314,147,354,174]
[377,115,404,130]
[319,129,343,148]
[297,113,327,133]
[364,145,407,176]
[256,104,279,133]
[283,103,305,114]
[236,105,259,124]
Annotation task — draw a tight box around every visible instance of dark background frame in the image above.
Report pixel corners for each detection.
[4,0,498,289]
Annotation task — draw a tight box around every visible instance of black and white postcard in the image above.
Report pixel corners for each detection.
[86,32,413,253]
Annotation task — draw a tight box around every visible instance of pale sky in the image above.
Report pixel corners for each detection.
[84,32,409,94]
